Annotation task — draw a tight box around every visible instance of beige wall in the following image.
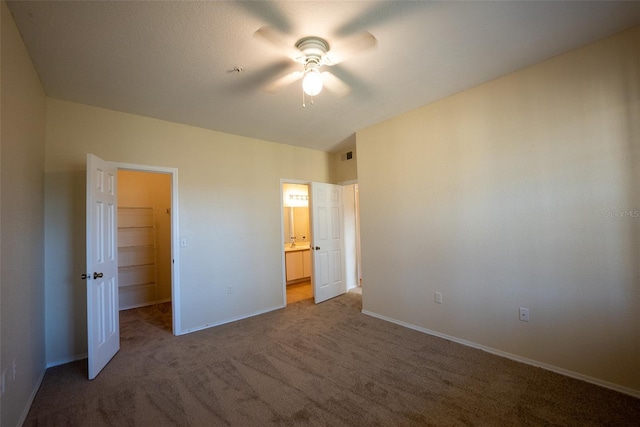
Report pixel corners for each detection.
[357,26,640,394]
[44,98,331,364]
[1,1,47,425]
[118,170,172,304]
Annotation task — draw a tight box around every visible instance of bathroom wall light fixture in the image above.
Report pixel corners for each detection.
[284,192,308,208]
[289,194,309,202]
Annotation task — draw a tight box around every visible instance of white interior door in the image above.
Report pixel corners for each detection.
[311,182,346,303]
[86,153,120,379]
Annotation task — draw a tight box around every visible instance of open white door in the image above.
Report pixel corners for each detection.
[86,154,120,379]
[310,182,346,303]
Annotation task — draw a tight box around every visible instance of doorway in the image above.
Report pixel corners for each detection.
[86,155,180,379]
[280,180,361,306]
[113,161,181,335]
[282,182,312,304]
[342,183,362,290]
[117,170,172,311]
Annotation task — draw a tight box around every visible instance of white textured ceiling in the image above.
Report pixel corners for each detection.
[7,1,640,152]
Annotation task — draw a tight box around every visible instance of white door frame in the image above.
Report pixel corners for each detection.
[113,161,181,335]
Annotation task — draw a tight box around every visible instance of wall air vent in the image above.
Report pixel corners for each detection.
[341,151,354,161]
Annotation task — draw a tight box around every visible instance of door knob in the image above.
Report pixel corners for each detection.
[315,246,320,250]
[93,272,104,279]
[81,273,89,280]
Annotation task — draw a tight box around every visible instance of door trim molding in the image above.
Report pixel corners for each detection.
[112,161,181,335]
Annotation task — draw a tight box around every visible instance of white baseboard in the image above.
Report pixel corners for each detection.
[362,309,640,399]
[46,353,87,368]
[17,368,46,427]
[180,304,284,335]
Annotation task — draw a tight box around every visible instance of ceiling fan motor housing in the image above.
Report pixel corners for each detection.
[295,36,330,66]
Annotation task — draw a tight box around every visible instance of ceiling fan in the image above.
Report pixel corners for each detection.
[254,26,377,101]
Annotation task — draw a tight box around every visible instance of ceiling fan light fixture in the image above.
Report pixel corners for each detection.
[302,68,323,96]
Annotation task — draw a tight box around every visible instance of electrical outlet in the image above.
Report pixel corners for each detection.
[435,292,443,304]
[227,285,233,295]
[12,359,17,380]
[519,307,530,322]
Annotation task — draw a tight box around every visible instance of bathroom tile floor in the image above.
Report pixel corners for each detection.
[286,280,312,304]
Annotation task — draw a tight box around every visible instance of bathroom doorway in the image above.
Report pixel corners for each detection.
[282,182,312,304]
[280,181,361,305]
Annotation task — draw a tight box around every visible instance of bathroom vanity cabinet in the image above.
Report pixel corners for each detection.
[285,248,311,283]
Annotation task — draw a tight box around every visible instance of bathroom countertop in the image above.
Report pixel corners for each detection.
[284,245,311,252]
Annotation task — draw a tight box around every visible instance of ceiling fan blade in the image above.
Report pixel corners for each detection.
[333,1,426,38]
[264,70,303,93]
[324,31,377,66]
[322,71,351,97]
[254,26,302,62]
[237,2,292,34]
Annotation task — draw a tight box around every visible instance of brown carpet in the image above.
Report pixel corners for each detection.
[25,293,638,426]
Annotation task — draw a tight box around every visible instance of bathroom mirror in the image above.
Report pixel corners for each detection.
[283,207,310,245]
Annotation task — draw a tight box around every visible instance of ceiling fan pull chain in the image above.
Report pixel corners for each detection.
[302,88,316,108]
